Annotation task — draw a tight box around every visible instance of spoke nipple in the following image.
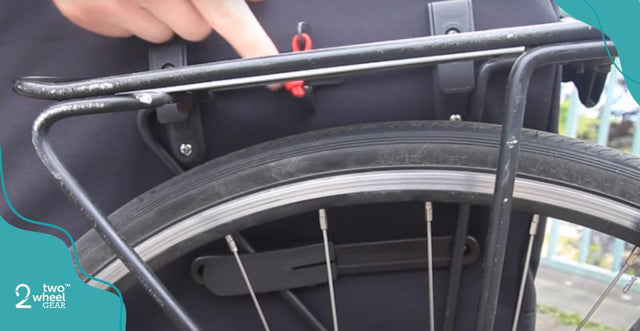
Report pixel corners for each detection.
[529,215,540,235]
[319,209,328,230]
[225,234,238,253]
[626,246,640,266]
[623,274,637,294]
[425,202,433,222]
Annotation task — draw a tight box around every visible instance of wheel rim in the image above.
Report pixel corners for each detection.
[89,169,640,288]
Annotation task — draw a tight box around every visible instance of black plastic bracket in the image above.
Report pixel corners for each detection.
[193,236,479,296]
[334,236,479,275]
[149,40,207,168]
[562,59,611,107]
[428,0,475,94]
[428,0,475,120]
[193,243,335,296]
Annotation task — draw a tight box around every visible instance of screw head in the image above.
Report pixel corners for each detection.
[445,28,460,35]
[179,143,193,157]
[135,93,153,104]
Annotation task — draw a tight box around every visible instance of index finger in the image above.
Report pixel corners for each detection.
[190,0,279,59]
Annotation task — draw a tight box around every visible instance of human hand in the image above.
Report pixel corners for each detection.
[52,0,279,59]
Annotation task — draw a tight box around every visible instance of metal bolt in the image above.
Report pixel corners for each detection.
[135,93,153,105]
[179,143,193,157]
[449,114,462,121]
[446,28,460,35]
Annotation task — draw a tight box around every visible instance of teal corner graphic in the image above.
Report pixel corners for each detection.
[0,146,125,330]
[554,0,640,105]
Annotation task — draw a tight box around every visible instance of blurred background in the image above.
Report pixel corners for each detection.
[536,59,640,330]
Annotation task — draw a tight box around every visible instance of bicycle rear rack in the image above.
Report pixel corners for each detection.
[14,20,622,331]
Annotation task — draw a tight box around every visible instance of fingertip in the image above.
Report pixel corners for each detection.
[140,30,175,44]
[267,83,283,91]
[140,0,213,43]
[177,28,212,43]
[191,0,279,58]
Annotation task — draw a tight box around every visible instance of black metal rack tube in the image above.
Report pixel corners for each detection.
[15,21,601,100]
[469,57,517,122]
[476,40,616,331]
[443,203,471,331]
[32,93,200,331]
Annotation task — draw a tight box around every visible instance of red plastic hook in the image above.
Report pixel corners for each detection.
[286,33,313,98]
[284,80,306,98]
[291,33,313,52]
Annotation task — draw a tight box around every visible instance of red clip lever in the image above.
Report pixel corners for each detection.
[286,33,313,98]
[285,80,306,98]
[292,33,313,52]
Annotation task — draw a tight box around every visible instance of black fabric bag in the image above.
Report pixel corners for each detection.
[0,0,560,329]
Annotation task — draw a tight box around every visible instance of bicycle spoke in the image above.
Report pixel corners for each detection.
[231,233,329,331]
[443,203,471,331]
[137,108,327,331]
[511,214,540,331]
[575,246,640,331]
[319,209,339,331]
[425,202,435,331]
[225,235,271,331]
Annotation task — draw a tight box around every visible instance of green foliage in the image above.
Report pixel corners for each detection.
[559,99,569,135]
[558,96,612,142]
[537,304,623,331]
[577,116,600,141]
[558,98,598,141]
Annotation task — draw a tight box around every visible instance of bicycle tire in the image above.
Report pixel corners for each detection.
[75,121,640,289]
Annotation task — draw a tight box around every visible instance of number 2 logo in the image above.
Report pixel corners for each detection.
[15,284,31,309]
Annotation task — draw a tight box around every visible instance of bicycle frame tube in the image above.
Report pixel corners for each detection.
[21,19,619,330]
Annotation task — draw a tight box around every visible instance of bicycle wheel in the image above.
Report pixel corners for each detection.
[75,120,640,327]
